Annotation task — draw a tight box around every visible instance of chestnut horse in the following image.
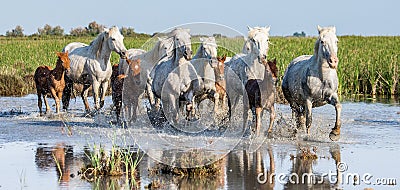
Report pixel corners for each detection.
[214,55,227,110]
[34,52,71,115]
[243,59,277,136]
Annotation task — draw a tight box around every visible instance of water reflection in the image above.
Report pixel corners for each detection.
[226,146,275,189]
[284,145,342,190]
[35,143,75,185]
[32,141,351,190]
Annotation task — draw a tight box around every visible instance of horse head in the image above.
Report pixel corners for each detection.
[315,25,339,69]
[157,37,174,61]
[170,28,192,61]
[105,26,127,59]
[127,58,141,77]
[199,37,218,59]
[247,26,270,63]
[56,51,71,74]
[214,55,226,80]
[263,58,278,83]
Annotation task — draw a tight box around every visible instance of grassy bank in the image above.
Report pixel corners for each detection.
[0,35,398,97]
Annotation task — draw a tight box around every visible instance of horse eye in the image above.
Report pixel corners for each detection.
[111,38,116,41]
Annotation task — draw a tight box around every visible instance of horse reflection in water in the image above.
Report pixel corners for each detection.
[35,143,74,185]
[285,145,342,189]
[226,147,275,190]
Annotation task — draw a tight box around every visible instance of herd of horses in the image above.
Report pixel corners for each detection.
[34,25,342,141]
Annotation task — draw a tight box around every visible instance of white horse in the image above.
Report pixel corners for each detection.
[281,25,341,141]
[62,26,127,112]
[151,28,194,124]
[118,37,174,123]
[225,26,271,111]
[190,37,220,113]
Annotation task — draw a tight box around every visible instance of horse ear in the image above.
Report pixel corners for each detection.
[185,28,190,33]
[265,26,271,33]
[247,26,253,31]
[222,55,226,62]
[317,25,323,34]
[331,26,336,34]
[104,28,110,33]
[135,59,141,64]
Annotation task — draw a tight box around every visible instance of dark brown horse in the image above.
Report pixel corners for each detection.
[117,59,141,124]
[34,52,70,115]
[111,63,124,122]
[243,58,277,136]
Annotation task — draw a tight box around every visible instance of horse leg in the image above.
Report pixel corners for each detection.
[267,106,275,133]
[99,81,108,109]
[294,106,306,133]
[131,96,139,123]
[81,84,91,113]
[50,88,60,114]
[329,94,342,141]
[37,92,43,116]
[255,107,263,137]
[115,97,122,123]
[305,99,313,134]
[146,78,156,106]
[242,102,249,135]
[92,80,101,110]
[62,77,73,110]
[43,94,50,114]
[173,95,180,124]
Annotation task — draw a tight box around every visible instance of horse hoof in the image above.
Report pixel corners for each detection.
[329,131,340,141]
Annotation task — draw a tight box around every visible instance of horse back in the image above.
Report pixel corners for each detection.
[282,55,313,103]
[34,66,52,93]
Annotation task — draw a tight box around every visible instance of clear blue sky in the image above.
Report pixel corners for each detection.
[2,0,400,36]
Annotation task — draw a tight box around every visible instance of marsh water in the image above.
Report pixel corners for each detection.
[0,95,399,190]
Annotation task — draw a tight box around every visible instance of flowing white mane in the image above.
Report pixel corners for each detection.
[89,32,106,58]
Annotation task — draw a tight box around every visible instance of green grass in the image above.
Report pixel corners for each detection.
[0,35,398,97]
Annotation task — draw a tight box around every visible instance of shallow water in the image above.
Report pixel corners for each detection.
[0,95,399,189]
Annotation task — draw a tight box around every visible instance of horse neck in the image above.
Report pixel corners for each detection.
[51,60,65,81]
[172,48,186,67]
[89,33,112,61]
[193,44,204,59]
[261,67,274,93]
[245,50,259,65]
[311,43,334,79]
[145,42,161,65]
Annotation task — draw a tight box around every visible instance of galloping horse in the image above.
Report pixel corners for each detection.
[225,26,271,111]
[151,28,194,124]
[191,37,219,112]
[34,52,71,115]
[282,26,341,141]
[62,26,127,113]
